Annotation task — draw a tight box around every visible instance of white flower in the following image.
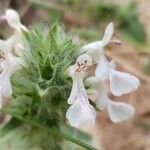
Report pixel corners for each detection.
[0,35,16,53]
[0,32,26,57]
[0,9,27,55]
[67,22,140,125]
[109,66,140,96]
[66,96,96,128]
[86,77,135,123]
[107,99,135,123]
[0,72,12,97]
[95,56,140,96]
[95,50,109,80]
[80,22,113,62]
[66,54,96,128]
[0,52,21,108]
[0,53,21,108]
[67,65,85,105]
[0,9,25,109]
[83,22,140,95]
[5,9,27,31]
[0,86,2,109]
[81,22,114,81]
[67,54,92,104]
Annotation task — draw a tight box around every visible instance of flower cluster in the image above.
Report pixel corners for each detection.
[66,23,140,128]
[0,9,27,109]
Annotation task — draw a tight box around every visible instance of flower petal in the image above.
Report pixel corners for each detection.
[0,53,21,98]
[66,99,96,128]
[95,53,109,80]
[109,69,140,96]
[14,43,25,56]
[0,86,2,109]
[67,80,78,104]
[0,39,7,52]
[0,64,4,73]
[109,60,116,69]
[76,54,93,67]
[0,75,12,97]
[102,22,114,46]
[67,65,76,78]
[107,99,135,123]
[80,41,102,62]
[85,77,108,110]
[5,9,27,31]
[0,34,18,53]
[96,82,108,110]
[5,9,21,29]
[6,35,17,53]
[67,65,86,104]
[80,41,102,53]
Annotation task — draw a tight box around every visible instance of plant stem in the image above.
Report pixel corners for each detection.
[5,111,97,150]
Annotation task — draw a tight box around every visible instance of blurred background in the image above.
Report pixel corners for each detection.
[0,0,150,150]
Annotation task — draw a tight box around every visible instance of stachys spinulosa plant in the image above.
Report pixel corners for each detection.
[0,9,140,150]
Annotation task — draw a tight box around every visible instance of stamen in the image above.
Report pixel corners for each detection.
[76,60,90,72]
[0,51,5,61]
[77,62,80,67]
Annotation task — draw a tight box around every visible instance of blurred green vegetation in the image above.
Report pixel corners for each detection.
[30,0,146,44]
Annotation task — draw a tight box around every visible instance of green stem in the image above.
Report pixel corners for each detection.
[4,111,97,150]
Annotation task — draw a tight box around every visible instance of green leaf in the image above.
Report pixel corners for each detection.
[39,55,53,80]
[0,118,22,143]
